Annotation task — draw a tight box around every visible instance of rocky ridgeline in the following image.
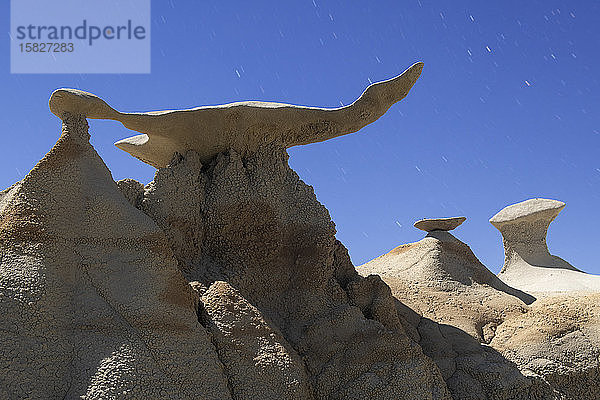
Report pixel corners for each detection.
[1,62,599,399]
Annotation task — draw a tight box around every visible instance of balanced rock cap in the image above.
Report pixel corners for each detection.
[489,198,565,227]
[414,216,466,232]
[48,62,424,168]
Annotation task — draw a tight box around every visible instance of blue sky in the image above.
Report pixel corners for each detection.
[2,1,599,274]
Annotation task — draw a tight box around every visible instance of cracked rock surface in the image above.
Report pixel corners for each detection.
[0,115,231,399]
[136,147,450,399]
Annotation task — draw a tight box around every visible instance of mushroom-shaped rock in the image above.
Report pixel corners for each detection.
[50,62,423,168]
[491,198,600,294]
[414,216,466,232]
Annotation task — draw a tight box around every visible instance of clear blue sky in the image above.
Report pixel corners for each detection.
[2,1,599,274]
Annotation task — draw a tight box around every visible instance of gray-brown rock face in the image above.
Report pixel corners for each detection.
[491,293,600,400]
[0,115,231,399]
[199,280,315,400]
[5,64,598,400]
[491,198,600,294]
[2,62,454,399]
[138,147,449,399]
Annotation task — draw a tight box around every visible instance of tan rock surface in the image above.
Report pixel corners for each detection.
[359,231,562,399]
[0,115,231,398]
[48,62,423,167]
[491,198,600,294]
[138,148,450,399]
[491,293,600,399]
[45,62,449,399]
[8,68,598,400]
[360,227,600,399]
[200,281,314,400]
[116,178,145,208]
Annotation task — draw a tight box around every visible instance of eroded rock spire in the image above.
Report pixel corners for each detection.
[48,62,424,168]
[491,198,600,293]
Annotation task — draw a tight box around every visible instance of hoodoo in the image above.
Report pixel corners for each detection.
[359,217,545,398]
[491,198,600,294]
[4,62,600,399]
[29,63,453,399]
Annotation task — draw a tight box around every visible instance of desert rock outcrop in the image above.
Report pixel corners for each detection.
[361,216,600,399]
[0,114,231,398]
[359,223,550,399]
[136,146,449,399]
[491,198,600,294]
[199,280,315,400]
[3,62,454,399]
[491,293,600,400]
[106,62,451,399]
[4,63,598,400]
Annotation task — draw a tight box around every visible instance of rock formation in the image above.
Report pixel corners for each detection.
[135,145,448,399]
[491,198,600,294]
[492,293,600,400]
[3,63,599,400]
[0,114,231,398]
[198,280,315,399]
[361,216,600,399]
[359,218,549,398]
[2,63,455,399]
[48,62,424,168]
[414,216,466,232]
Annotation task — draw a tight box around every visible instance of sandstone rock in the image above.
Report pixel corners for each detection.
[96,61,451,398]
[48,63,423,168]
[200,281,314,400]
[361,217,600,398]
[0,114,231,398]
[414,216,466,232]
[138,148,450,399]
[116,178,144,208]
[491,198,600,294]
[359,230,558,399]
[360,230,535,309]
[10,67,598,400]
[491,293,600,400]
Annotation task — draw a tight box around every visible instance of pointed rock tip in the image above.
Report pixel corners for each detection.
[410,61,425,73]
[49,88,117,120]
[407,61,424,77]
[414,216,466,232]
[395,61,424,86]
[114,134,149,149]
[489,198,565,226]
